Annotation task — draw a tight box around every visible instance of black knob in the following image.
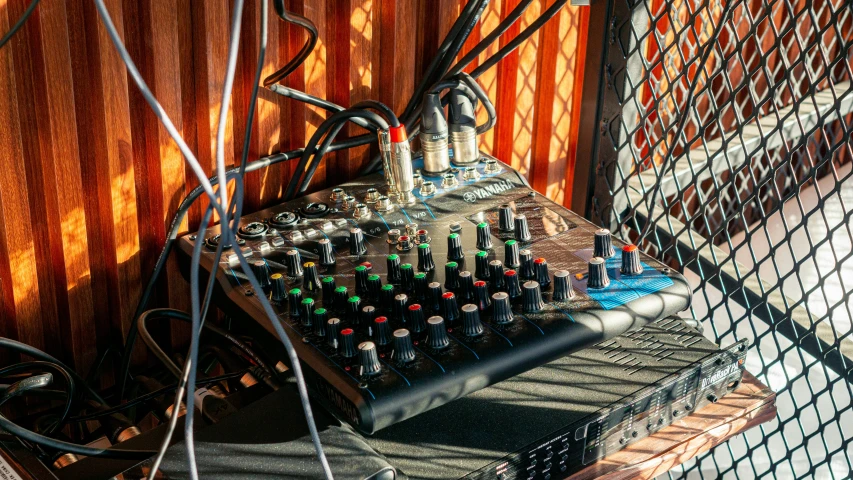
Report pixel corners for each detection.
[593,229,614,258]
[475,251,490,280]
[400,264,415,292]
[359,342,382,375]
[251,260,270,288]
[360,305,377,329]
[387,254,402,283]
[587,257,610,289]
[489,260,504,290]
[340,328,357,358]
[534,258,551,288]
[522,281,545,313]
[514,214,531,242]
[373,316,392,347]
[492,292,514,324]
[288,288,303,317]
[413,272,428,300]
[393,329,416,363]
[498,204,514,231]
[408,304,427,334]
[519,249,534,279]
[441,292,460,324]
[333,286,349,312]
[300,298,315,326]
[417,243,435,272]
[350,228,367,256]
[367,274,382,300]
[347,296,362,323]
[621,244,643,275]
[447,233,464,261]
[285,250,303,277]
[303,262,321,292]
[321,277,336,307]
[428,282,443,312]
[426,317,450,349]
[476,222,493,250]
[393,294,408,323]
[379,284,395,311]
[505,269,522,298]
[318,238,335,266]
[444,262,460,290]
[270,273,287,301]
[505,240,520,268]
[355,264,369,296]
[474,280,491,311]
[553,270,575,301]
[458,271,474,300]
[327,318,341,349]
[461,304,484,337]
[313,308,328,337]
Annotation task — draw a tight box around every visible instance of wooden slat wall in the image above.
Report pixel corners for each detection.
[0,0,589,372]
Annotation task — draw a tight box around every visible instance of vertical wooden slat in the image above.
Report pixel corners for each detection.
[349,0,379,170]
[492,0,522,164]
[529,0,561,193]
[563,5,590,209]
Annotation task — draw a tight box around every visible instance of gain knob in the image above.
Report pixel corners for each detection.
[373,317,392,347]
[458,270,474,300]
[299,298,315,326]
[489,260,505,290]
[393,294,408,323]
[303,262,321,292]
[504,270,522,298]
[519,249,534,279]
[428,282,443,313]
[318,238,335,266]
[587,257,610,289]
[333,286,349,312]
[621,244,643,275]
[498,204,514,231]
[349,228,367,255]
[288,288,302,317]
[340,328,357,358]
[400,264,415,292]
[408,304,427,334]
[321,277,336,307]
[361,305,377,329]
[367,274,382,300]
[461,304,484,337]
[313,308,328,337]
[251,260,270,288]
[270,273,286,301]
[285,250,303,277]
[553,270,575,301]
[358,342,382,376]
[444,262,460,290]
[355,265,369,295]
[593,229,615,258]
[475,251,490,280]
[514,214,532,242]
[426,317,450,349]
[379,284,395,311]
[441,292,460,324]
[413,273,428,300]
[393,329,416,363]
[327,318,341,349]
[491,292,514,324]
[476,222,493,250]
[522,281,545,313]
[417,243,435,272]
[505,240,520,268]
[474,280,491,311]
[387,254,402,283]
[447,233,464,261]
[347,296,362,324]
[534,258,551,288]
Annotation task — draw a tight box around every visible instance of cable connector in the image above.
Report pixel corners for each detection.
[389,125,415,203]
[419,93,451,174]
[378,129,396,192]
[449,87,480,165]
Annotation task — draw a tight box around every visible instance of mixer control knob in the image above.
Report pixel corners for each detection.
[397,235,415,251]
[447,233,464,261]
[321,277,336,307]
[514,214,532,242]
[458,271,474,300]
[498,204,514,231]
[359,342,382,376]
[313,308,328,337]
[553,270,575,301]
[380,284,396,310]
[251,260,271,288]
[489,260,505,290]
[413,273,428,300]
[393,329,416,363]
[534,258,551,288]
[340,328,357,358]
[288,288,303,317]
[504,240,520,268]
[474,281,491,311]
[303,262,321,292]
[317,238,335,267]
[270,273,286,301]
[350,228,367,255]
[327,318,341,349]
[461,304,484,337]
[621,244,643,275]
[347,296,362,324]
[393,294,408,322]
[376,195,392,212]
[361,305,377,328]
[373,317,392,347]
[408,304,427,334]
[387,229,401,245]
[367,274,382,300]
[441,292,460,324]
[462,166,481,181]
[491,292,514,324]
[519,249,534,279]
[285,250,303,277]
[444,262,460,290]
[587,257,610,289]
[504,270,522,298]
[333,286,349,312]
[475,251,490,280]
[387,254,402,283]
[417,244,435,272]
[364,188,381,203]
[300,298,315,326]
[522,281,545,313]
[355,265,369,295]
[593,229,615,258]
[476,222,493,250]
[426,317,450,349]
[400,264,415,292]
[428,282,443,313]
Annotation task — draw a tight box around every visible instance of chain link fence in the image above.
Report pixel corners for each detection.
[576,0,853,477]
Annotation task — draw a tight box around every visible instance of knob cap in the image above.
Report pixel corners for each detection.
[514,214,532,242]
[476,222,493,250]
[553,270,575,301]
[361,305,377,329]
[461,304,484,337]
[426,317,450,349]
[355,265,370,295]
[621,244,643,275]
[475,251,490,280]
[408,304,427,334]
[504,269,522,298]
[534,258,551,288]
[327,318,342,349]
[519,249,535,279]
[489,260,505,290]
[587,257,610,289]
[447,233,464,261]
[285,250,303,277]
[417,244,435,272]
[347,296,362,324]
[333,286,349,312]
[393,329,416,363]
[393,294,408,323]
[492,292,514,324]
[441,292,459,324]
[288,288,303,317]
[359,342,382,375]
[386,254,402,283]
[350,228,367,255]
[373,317,392,347]
[522,281,545,313]
[397,235,415,251]
[300,298,315,326]
[379,284,395,311]
[303,262,321,292]
[321,277,336,307]
[498,204,514,231]
[413,272,428,300]
[367,274,382,300]
[251,260,271,288]
[458,270,474,300]
[474,280,491,311]
[318,238,335,266]
[270,273,287,301]
[504,240,520,268]
[340,328,357,357]
[444,262,460,290]
[400,264,415,292]
[428,282,443,313]
[313,308,328,337]
[593,229,614,258]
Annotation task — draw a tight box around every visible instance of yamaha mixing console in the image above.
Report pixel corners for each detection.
[177,154,692,433]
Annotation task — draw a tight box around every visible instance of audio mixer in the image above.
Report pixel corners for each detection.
[177,154,693,433]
